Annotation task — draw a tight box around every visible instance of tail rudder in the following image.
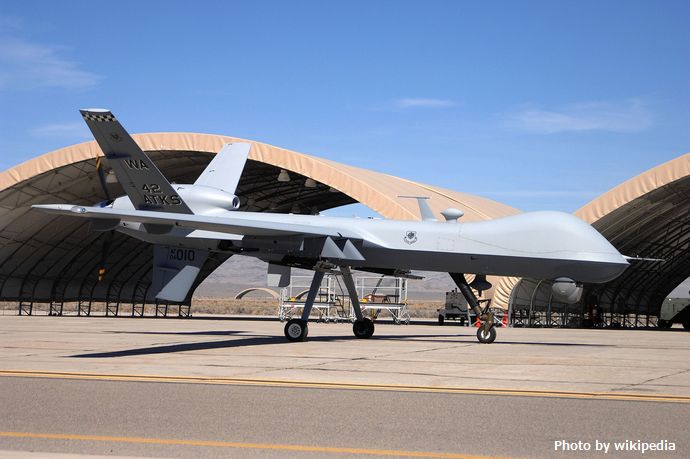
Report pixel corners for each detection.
[80,108,193,214]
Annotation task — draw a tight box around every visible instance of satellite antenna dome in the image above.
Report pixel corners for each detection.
[441,208,464,222]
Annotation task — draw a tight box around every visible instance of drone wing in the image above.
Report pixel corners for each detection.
[32,204,352,239]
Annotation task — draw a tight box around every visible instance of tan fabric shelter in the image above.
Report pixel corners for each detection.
[0,132,517,221]
[0,133,517,309]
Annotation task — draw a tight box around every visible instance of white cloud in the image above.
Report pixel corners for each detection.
[30,122,91,139]
[394,98,456,109]
[0,38,100,90]
[505,100,653,134]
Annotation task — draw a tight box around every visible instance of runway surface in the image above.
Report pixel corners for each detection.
[2,375,689,458]
[1,316,689,457]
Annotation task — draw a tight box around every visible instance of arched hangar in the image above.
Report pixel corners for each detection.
[0,133,517,314]
[495,154,690,328]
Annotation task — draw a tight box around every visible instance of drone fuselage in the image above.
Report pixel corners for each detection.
[105,192,628,284]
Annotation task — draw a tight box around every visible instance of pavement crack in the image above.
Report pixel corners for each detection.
[613,368,690,392]
[365,343,472,361]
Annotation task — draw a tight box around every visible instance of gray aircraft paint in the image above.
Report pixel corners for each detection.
[33,109,630,304]
[35,204,628,284]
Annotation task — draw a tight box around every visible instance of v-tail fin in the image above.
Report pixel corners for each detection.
[80,108,193,214]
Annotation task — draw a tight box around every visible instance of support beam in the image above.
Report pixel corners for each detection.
[300,271,325,321]
[450,272,494,333]
[341,266,363,321]
[449,272,483,316]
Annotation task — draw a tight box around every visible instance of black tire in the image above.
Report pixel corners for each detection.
[284,318,308,342]
[353,318,375,339]
[438,314,445,326]
[477,326,496,344]
[658,319,672,329]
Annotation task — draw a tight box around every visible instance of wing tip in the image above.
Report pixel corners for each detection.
[80,108,116,122]
[80,108,111,113]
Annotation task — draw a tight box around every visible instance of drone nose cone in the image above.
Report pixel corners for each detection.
[592,258,629,283]
[545,211,629,282]
[483,211,629,283]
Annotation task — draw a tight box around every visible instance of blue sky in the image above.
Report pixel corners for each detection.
[1,0,688,214]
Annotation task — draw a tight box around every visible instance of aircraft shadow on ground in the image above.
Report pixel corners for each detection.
[105,330,245,336]
[70,332,612,358]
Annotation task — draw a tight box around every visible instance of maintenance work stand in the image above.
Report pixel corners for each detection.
[279,273,410,324]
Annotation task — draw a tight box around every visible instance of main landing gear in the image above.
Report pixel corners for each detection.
[283,266,375,342]
[284,318,309,342]
[353,317,375,338]
[450,272,497,344]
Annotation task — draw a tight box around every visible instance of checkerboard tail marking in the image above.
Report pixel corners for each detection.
[82,113,117,122]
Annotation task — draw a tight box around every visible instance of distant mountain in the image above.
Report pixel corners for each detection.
[194,255,457,300]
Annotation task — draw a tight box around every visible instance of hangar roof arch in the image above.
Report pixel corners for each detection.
[0,133,518,306]
[0,132,517,222]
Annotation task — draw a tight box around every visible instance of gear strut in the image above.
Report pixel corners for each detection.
[449,273,496,343]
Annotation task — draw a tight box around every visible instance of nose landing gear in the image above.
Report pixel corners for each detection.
[450,272,497,344]
[476,324,496,344]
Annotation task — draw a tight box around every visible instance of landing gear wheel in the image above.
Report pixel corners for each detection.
[682,317,690,330]
[353,318,375,339]
[284,318,308,342]
[438,314,445,325]
[477,325,496,344]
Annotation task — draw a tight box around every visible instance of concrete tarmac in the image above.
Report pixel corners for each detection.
[1,316,689,458]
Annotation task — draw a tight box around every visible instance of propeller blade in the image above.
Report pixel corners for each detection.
[97,230,114,282]
[95,156,112,201]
